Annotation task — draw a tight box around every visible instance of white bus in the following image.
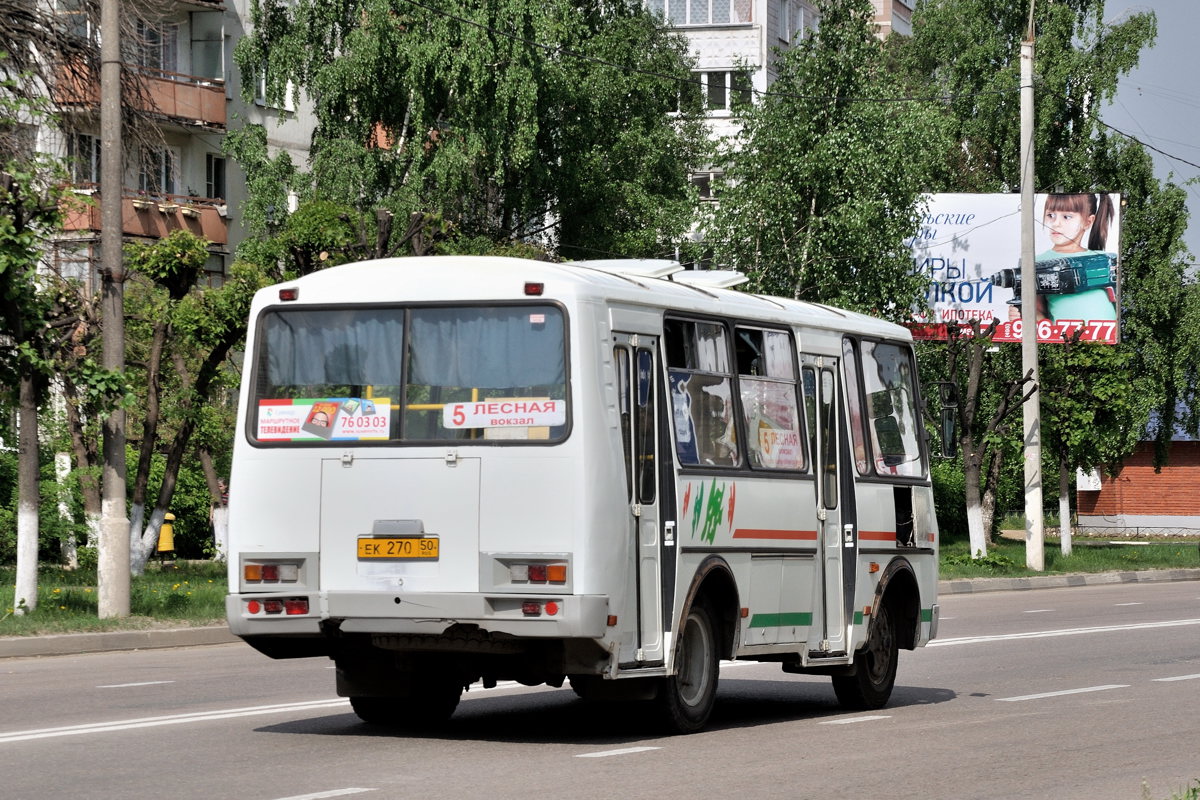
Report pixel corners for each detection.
[226,255,939,733]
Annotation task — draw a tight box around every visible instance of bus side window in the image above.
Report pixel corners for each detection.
[841,337,871,475]
[635,348,656,503]
[615,347,634,499]
[665,318,738,468]
[736,327,803,471]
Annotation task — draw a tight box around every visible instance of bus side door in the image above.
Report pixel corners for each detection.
[615,336,665,665]
[802,356,856,656]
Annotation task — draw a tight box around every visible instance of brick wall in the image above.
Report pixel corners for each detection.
[1077,442,1200,516]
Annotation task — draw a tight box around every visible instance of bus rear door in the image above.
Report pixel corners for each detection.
[615,335,665,665]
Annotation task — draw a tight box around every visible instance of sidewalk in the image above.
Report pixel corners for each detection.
[3,568,1199,659]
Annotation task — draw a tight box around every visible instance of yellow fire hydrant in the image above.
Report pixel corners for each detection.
[157,512,176,565]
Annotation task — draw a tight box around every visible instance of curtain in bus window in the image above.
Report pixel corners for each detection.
[860,341,924,478]
[670,371,737,467]
[263,309,405,390]
[408,306,564,390]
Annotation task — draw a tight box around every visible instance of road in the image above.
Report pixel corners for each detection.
[1,581,1197,800]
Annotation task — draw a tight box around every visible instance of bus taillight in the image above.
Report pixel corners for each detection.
[244,561,301,584]
[521,600,561,617]
[509,562,567,584]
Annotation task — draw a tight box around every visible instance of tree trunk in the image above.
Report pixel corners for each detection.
[130,316,168,522]
[131,332,240,573]
[1059,453,1073,557]
[14,374,39,614]
[64,379,102,548]
[54,452,78,569]
[962,446,988,558]
[198,448,228,561]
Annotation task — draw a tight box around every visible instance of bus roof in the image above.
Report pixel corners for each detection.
[253,256,913,342]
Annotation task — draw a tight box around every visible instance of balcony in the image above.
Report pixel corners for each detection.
[56,63,226,131]
[61,189,229,246]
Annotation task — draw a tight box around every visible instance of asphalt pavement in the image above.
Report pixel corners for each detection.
[2,568,1198,660]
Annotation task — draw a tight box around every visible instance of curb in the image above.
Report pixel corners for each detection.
[0,625,239,660]
[938,567,1200,595]
[4,569,1199,659]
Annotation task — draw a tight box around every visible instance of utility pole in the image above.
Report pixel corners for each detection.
[1020,26,1044,571]
[98,0,130,616]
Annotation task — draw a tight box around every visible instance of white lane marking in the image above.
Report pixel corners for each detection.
[272,791,375,800]
[1153,674,1200,682]
[818,715,890,725]
[576,746,661,758]
[1114,602,1143,607]
[96,681,175,688]
[1023,609,1054,614]
[0,698,350,744]
[997,685,1128,702]
[929,617,1200,647]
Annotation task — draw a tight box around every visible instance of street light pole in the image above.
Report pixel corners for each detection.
[98,0,130,616]
[1020,32,1044,572]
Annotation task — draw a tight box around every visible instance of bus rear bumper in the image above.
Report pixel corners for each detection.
[226,591,611,640]
[327,591,610,639]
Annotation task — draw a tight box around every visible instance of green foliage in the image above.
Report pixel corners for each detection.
[706,0,952,316]
[125,230,212,299]
[930,458,968,541]
[942,549,1019,572]
[233,0,707,261]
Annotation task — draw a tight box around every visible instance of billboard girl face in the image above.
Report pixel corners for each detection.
[1043,194,1096,253]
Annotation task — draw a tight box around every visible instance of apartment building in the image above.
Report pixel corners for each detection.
[652,0,912,197]
[43,0,314,289]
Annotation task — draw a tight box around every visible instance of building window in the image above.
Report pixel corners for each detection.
[206,153,226,200]
[690,170,723,201]
[687,71,753,113]
[135,19,179,73]
[647,0,751,25]
[139,146,178,195]
[202,253,225,288]
[191,10,225,81]
[779,1,818,43]
[57,0,97,45]
[68,132,102,184]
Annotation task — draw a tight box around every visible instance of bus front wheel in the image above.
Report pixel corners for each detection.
[832,602,898,710]
[657,603,719,734]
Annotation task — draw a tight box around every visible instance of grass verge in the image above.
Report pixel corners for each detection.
[940,535,1200,580]
[0,560,226,637]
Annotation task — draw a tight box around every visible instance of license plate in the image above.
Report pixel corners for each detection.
[357,536,439,560]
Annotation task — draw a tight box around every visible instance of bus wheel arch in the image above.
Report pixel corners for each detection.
[831,558,920,711]
[656,556,738,734]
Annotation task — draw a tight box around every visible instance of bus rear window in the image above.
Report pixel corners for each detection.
[251,305,567,444]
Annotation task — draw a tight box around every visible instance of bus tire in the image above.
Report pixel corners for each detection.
[657,603,719,734]
[832,601,898,710]
[349,681,463,728]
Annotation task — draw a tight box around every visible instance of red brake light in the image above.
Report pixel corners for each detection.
[522,601,542,617]
[527,564,548,582]
[284,598,309,615]
[261,564,280,581]
[524,282,544,296]
[279,287,299,301]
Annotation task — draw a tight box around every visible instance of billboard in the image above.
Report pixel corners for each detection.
[908,192,1121,344]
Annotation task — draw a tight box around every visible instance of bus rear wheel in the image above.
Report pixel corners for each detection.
[832,602,898,710]
[657,603,719,734]
[349,681,463,728]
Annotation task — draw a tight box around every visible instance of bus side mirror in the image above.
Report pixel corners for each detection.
[939,409,957,458]
[936,381,959,458]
